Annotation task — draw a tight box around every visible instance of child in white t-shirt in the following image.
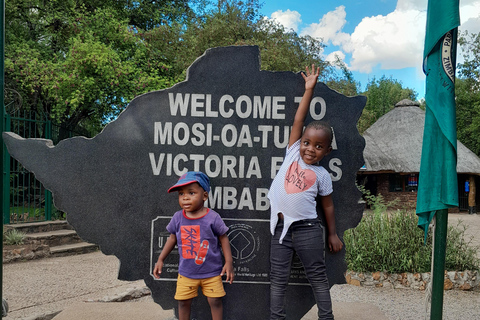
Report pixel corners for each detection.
[268,65,343,320]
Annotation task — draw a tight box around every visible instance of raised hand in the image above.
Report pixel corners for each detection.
[301,64,320,91]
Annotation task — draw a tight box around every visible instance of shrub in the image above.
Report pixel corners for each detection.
[3,228,27,245]
[445,220,480,271]
[344,188,480,273]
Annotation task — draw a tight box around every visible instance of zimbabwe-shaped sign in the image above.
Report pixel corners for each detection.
[2,46,365,319]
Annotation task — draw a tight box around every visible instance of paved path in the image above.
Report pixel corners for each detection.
[2,213,479,320]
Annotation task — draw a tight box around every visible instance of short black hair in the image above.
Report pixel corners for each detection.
[305,121,333,146]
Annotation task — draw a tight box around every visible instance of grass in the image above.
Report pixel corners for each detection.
[9,206,45,216]
[9,206,66,221]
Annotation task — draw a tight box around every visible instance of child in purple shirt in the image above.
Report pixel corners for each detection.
[153,171,234,320]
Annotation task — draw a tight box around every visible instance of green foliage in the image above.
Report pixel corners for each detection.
[4,229,27,245]
[252,19,330,74]
[149,0,331,81]
[456,31,480,157]
[456,78,480,156]
[95,0,198,30]
[52,208,67,220]
[6,0,406,136]
[325,55,361,96]
[345,190,480,273]
[5,1,176,134]
[357,184,398,214]
[445,220,480,271]
[458,31,480,91]
[344,208,431,273]
[358,76,418,134]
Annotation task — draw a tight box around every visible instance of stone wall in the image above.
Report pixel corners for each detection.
[3,244,50,263]
[345,270,479,291]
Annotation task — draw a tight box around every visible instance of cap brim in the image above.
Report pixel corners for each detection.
[167,181,196,193]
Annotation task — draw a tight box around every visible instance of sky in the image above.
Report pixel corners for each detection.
[259,0,480,100]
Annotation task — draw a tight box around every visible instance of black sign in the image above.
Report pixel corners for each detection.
[2,46,365,319]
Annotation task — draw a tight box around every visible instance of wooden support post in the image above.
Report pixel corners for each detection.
[468,176,476,214]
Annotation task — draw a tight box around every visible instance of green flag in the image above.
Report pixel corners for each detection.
[416,0,460,240]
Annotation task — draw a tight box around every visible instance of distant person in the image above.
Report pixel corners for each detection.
[268,65,343,320]
[153,171,234,320]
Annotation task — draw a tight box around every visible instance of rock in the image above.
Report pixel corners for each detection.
[444,278,454,290]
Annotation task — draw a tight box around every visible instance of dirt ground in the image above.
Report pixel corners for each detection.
[449,212,480,258]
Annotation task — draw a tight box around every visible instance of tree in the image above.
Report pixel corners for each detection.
[358,76,417,133]
[456,31,480,156]
[250,18,330,75]
[5,0,339,135]
[325,55,361,97]
[144,0,332,81]
[5,1,178,136]
[95,0,199,30]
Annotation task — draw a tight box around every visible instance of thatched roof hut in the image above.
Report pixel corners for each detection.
[362,99,480,175]
[360,99,480,212]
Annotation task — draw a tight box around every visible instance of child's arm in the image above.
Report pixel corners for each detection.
[219,234,234,284]
[289,64,320,147]
[153,234,177,279]
[319,195,343,253]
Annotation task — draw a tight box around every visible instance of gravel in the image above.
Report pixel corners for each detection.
[3,212,480,319]
[329,284,480,320]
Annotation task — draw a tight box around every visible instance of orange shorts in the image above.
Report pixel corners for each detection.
[174,274,226,300]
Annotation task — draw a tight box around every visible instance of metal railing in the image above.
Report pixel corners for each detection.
[3,111,84,224]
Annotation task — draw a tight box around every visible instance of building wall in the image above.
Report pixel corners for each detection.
[376,174,417,210]
[363,173,462,213]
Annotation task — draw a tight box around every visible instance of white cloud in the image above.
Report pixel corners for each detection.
[395,0,427,11]
[270,9,302,32]
[300,6,350,46]
[296,0,479,75]
[325,51,346,64]
[299,5,427,73]
[459,2,480,35]
[347,9,426,73]
[457,3,480,65]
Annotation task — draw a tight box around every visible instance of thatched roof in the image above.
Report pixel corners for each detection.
[362,99,480,175]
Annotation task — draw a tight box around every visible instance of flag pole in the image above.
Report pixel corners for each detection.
[417,1,460,318]
[0,0,5,315]
[430,209,448,320]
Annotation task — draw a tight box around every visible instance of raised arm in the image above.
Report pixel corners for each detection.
[289,64,320,147]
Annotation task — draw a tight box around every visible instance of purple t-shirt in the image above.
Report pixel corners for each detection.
[167,209,229,279]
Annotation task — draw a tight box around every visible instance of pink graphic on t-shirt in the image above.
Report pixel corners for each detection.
[284,161,316,194]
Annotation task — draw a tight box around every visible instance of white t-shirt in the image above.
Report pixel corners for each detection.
[268,139,333,243]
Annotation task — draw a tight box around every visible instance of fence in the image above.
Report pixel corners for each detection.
[2,110,86,224]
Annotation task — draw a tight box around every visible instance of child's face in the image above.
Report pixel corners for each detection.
[176,182,208,215]
[300,127,332,165]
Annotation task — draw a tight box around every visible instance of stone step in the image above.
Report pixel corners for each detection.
[50,242,98,257]
[3,220,99,262]
[25,229,83,247]
[5,220,73,234]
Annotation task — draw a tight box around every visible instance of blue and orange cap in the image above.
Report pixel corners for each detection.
[167,171,210,193]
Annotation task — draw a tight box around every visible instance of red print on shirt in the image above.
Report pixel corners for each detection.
[180,225,200,259]
[284,161,316,194]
